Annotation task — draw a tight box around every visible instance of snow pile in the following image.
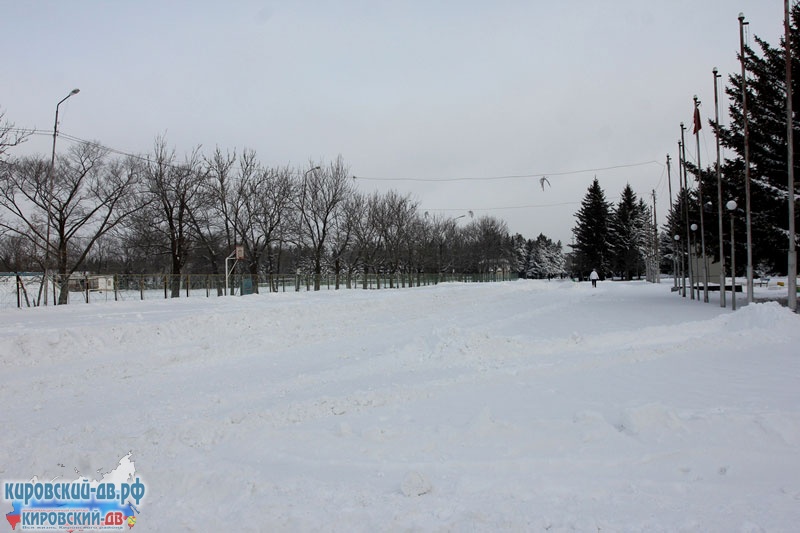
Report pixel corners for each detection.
[1,280,799,531]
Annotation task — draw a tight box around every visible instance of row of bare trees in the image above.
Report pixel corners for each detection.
[1,137,527,301]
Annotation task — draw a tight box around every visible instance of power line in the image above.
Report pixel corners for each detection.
[424,196,627,213]
[425,201,581,212]
[9,128,665,200]
[354,161,662,182]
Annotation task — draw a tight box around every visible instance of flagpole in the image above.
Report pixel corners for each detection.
[680,126,695,300]
[713,67,727,308]
[694,95,709,303]
[678,142,687,297]
[739,12,755,303]
[785,0,797,312]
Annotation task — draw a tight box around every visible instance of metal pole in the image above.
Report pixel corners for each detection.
[691,224,699,299]
[678,145,685,296]
[694,96,709,302]
[739,13,755,303]
[675,235,684,296]
[673,236,678,290]
[652,189,659,283]
[786,0,797,311]
[713,67,727,308]
[680,127,695,300]
[42,88,80,306]
[731,213,737,310]
[666,154,673,207]
[728,200,738,310]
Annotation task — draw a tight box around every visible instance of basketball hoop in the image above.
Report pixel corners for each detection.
[226,246,245,296]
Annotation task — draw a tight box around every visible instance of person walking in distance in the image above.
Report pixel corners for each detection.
[590,268,599,288]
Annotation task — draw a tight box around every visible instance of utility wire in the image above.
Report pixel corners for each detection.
[354,161,662,182]
[10,128,665,190]
[425,195,626,214]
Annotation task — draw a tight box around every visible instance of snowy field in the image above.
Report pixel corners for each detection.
[1,279,799,531]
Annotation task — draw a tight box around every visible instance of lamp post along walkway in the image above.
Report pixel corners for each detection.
[728,200,738,311]
[41,88,80,306]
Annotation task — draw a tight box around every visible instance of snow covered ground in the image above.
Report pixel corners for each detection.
[1,279,799,531]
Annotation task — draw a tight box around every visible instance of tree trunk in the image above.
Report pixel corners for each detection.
[170,255,182,298]
[57,243,69,305]
[248,260,259,294]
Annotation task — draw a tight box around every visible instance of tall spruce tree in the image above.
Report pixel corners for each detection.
[572,178,611,279]
[714,5,800,274]
[609,184,646,280]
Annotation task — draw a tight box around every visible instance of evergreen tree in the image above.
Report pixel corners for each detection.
[509,233,528,277]
[543,237,567,277]
[714,5,800,274]
[608,184,646,280]
[525,238,542,279]
[525,233,564,279]
[571,178,611,279]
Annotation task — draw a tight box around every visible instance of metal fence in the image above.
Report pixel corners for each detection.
[0,271,514,309]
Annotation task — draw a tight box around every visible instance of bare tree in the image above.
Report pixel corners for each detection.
[0,143,141,303]
[351,191,383,288]
[296,156,354,290]
[407,212,432,286]
[373,190,418,287]
[142,137,204,297]
[193,147,238,285]
[420,212,460,279]
[0,109,30,161]
[328,192,359,289]
[462,215,510,275]
[0,233,37,272]
[228,150,266,292]
[254,164,295,291]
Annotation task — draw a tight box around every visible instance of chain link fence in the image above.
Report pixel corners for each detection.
[1,271,513,309]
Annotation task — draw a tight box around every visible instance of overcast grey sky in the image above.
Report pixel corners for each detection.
[1,0,785,245]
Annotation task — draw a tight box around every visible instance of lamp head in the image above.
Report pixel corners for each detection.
[690,223,698,231]
[70,88,80,95]
[726,200,738,211]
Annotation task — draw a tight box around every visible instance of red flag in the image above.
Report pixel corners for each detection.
[692,106,702,134]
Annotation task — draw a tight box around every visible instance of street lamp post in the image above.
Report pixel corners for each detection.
[727,200,738,310]
[690,223,699,300]
[674,234,684,297]
[672,233,679,290]
[42,88,80,306]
